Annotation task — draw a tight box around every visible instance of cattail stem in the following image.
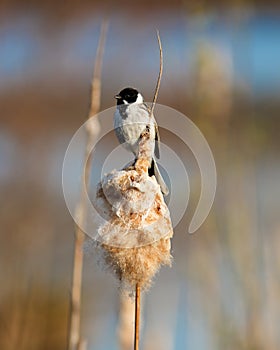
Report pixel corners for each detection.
[134,283,141,350]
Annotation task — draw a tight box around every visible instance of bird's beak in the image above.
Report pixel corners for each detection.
[114,94,121,100]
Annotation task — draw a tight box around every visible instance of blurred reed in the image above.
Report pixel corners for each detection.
[67,21,108,350]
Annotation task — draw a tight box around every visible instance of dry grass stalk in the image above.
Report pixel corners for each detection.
[150,30,163,117]
[134,283,141,350]
[68,21,108,350]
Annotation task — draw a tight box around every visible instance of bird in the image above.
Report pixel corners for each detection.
[114,87,169,195]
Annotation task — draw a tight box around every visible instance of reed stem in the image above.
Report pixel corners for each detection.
[67,20,108,350]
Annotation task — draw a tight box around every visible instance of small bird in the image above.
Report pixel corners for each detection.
[114,87,169,195]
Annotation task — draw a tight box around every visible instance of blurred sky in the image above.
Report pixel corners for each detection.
[0,9,280,97]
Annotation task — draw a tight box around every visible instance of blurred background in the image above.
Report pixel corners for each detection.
[1,1,280,349]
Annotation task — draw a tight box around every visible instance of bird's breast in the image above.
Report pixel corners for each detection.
[114,105,156,154]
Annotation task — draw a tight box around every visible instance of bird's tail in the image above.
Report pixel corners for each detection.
[149,158,169,196]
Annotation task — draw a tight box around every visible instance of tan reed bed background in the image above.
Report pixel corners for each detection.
[0,1,280,349]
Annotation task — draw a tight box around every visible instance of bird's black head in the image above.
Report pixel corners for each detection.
[114,87,142,105]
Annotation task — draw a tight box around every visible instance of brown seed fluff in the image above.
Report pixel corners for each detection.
[100,237,172,291]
